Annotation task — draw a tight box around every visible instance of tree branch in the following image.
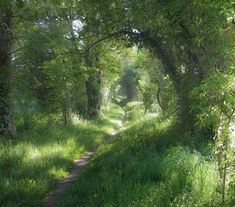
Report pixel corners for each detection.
[83,30,132,54]
[83,29,180,86]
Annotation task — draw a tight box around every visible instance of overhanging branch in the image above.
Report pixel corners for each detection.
[83,29,180,86]
[83,30,139,54]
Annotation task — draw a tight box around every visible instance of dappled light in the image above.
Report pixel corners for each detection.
[0,1,235,207]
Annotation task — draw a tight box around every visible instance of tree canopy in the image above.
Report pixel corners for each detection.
[0,0,235,206]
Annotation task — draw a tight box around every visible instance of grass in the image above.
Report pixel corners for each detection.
[0,103,124,207]
[57,109,234,207]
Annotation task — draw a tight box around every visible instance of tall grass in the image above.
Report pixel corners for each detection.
[0,103,123,207]
[58,113,230,207]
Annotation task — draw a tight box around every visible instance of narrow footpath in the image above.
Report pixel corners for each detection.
[42,120,124,207]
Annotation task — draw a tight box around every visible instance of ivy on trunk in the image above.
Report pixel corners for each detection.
[0,6,14,135]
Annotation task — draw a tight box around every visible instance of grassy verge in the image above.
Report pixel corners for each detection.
[57,112,234,206]
[0,103,123,207]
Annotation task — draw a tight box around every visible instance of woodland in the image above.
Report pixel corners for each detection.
[0,0,235,207]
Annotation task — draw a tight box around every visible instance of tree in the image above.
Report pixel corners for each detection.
[14,0,85,123]
[136,50,176,114]
[0,1,14,135]
[80,0,233,130]
[191,69,235,204]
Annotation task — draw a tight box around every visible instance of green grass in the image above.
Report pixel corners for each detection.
[0,103,123,207]
[57,114,233,207]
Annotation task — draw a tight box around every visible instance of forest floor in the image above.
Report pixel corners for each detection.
[1,103,234,206]
[42,119,124,207]
[55,103,235,207]
[0,104,124,207]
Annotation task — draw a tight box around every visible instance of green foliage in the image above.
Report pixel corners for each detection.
[0,103,123,207]
[57,115,227,207]
[136,51,177,114]
[191,69,235,129]
[0,0,11,13]
[191,68,235,204]
[0,0,234,206]
[138,77,156,112]
[124,102,145,123]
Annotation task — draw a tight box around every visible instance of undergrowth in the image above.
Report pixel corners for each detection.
[58,107,234,207]
[0,103,123,207]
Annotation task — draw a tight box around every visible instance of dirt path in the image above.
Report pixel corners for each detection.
[42,122,123,207]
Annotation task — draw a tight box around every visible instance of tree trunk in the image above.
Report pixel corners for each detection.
[85,49,102,118]
[86,74,101,118]
[138,32,197,131]
[62,104,70,125]
[177,85,195,131]
[126,84,136,101]
[156,86,165,113]
[0,8,14,135]
[85,73,101,118]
